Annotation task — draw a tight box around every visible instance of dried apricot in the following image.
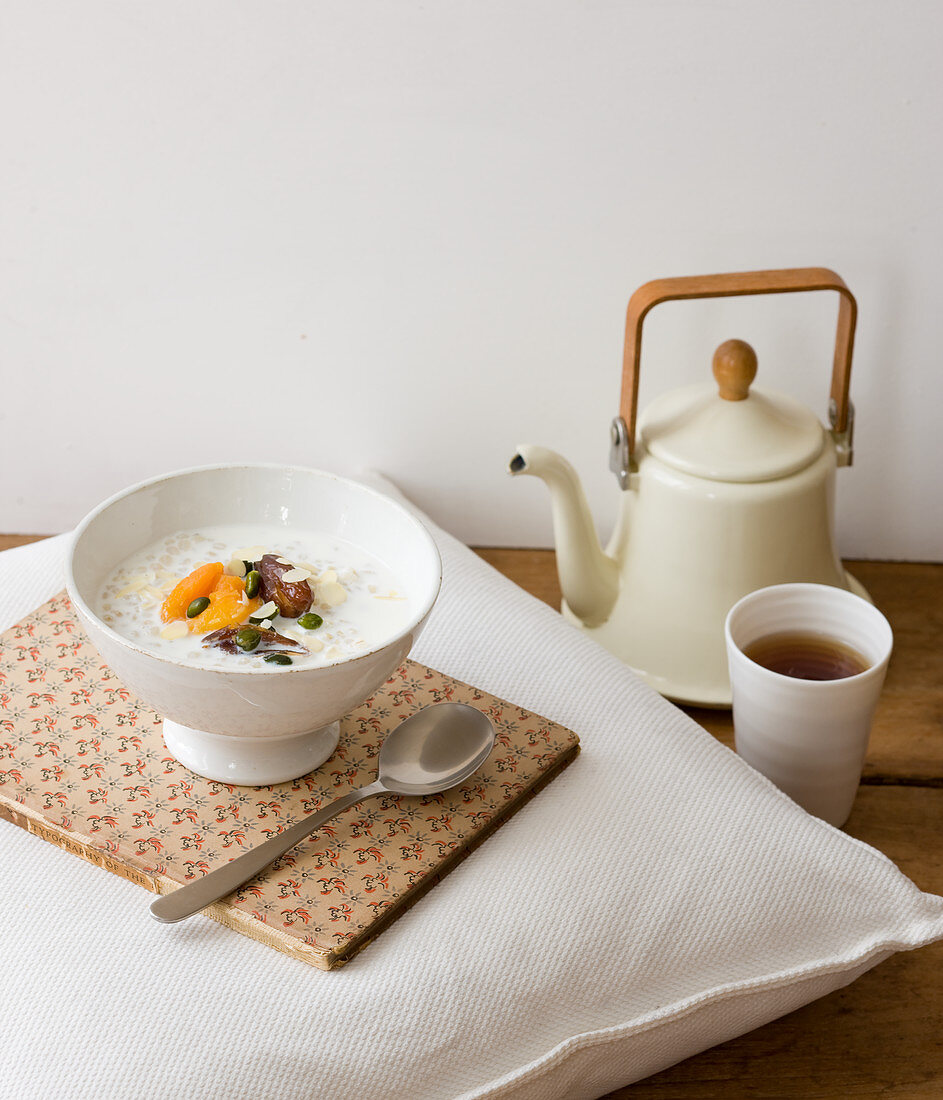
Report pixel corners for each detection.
[187,573,260,633]
[161,562,224,623]
[213,574,247,600]
[189,596,245,633]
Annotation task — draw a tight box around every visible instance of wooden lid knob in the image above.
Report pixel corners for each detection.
[713,339,757,401]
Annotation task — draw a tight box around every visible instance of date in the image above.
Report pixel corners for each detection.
[256,554,313,619]
[202,625,308,656]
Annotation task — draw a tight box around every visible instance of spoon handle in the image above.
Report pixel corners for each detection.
[149,780,385,923]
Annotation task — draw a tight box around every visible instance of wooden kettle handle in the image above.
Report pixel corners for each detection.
[615,267,857,475]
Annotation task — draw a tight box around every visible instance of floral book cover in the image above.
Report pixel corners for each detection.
[0,593,580,969]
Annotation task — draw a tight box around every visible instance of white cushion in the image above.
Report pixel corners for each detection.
[1,485,941,1100]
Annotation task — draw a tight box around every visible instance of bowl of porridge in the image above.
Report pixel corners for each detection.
[66,464,442,785]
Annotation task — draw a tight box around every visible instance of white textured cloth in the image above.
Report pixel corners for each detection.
[1,485,942,1100]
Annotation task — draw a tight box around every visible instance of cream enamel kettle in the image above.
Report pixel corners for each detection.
[509,267,869,707]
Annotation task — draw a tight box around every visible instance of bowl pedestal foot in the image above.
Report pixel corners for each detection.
[162,718,341,786]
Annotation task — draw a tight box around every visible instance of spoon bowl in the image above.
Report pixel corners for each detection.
[379,702,496,795]
[150,702,496,923]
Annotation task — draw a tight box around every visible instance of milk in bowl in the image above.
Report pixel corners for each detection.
[96,524,415,671]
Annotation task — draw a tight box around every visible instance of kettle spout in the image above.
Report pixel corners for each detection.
[509,445,619,627]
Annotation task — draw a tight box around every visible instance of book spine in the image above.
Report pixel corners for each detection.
[0,795,332,968]
[0,797,161,893]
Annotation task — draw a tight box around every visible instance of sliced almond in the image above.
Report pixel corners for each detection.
[281,567,311,583]
[160,621,189,641]
[116,576,147,598]
[260,619,273,630]
[317,581,347,607]
[320,568,338,585]
[226,559,248,577]
[252,601,278,620]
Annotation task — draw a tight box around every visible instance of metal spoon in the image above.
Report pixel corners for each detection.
[149,702,495,923]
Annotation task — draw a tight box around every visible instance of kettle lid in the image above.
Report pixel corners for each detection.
[638,340,824,483]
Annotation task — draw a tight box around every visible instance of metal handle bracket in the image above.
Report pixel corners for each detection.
[609,417,635,490]
[830,398,855,467]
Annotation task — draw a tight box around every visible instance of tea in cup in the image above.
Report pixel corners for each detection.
[725,583,893,827]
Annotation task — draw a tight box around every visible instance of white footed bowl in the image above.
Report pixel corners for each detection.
[66,464,441,785]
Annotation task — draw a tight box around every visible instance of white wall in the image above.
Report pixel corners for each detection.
[3,1,941,559]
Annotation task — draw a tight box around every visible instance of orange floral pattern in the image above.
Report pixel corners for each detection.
[0,593,579,969]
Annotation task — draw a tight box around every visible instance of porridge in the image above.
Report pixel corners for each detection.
[95,524,413,670]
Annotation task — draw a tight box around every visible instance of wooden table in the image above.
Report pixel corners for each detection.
[476,548,943,1100]
[3,535,940,1097]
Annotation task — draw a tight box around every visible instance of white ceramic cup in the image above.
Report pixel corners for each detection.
[725,583,893,828]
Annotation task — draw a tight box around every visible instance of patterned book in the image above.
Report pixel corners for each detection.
[0,593,579,969]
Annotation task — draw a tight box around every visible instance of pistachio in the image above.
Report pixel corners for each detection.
[235,626,261,652]
[186,597,211,618]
